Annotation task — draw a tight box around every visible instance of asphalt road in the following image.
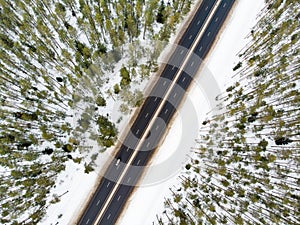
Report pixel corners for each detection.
[77,0,235,224]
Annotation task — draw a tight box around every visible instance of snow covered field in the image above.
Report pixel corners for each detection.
[40,1,265,224]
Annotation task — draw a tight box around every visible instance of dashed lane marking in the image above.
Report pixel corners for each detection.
[117,195,121,201]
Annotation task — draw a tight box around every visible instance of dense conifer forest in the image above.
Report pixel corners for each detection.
[0,0,193,223]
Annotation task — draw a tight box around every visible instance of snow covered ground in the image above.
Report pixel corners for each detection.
[40,1,265,224]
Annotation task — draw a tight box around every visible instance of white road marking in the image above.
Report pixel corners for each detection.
[182,77,186,82]
[154,97,158,102]
[106,182,110,188]
[117,195,121,201]
[189,35,193,39]
[205,6,208,11]
[172,65,176,70]
[180,49,184,54]
[97,200,100,206]
[107,214,111,220]
[163,80,167,86]
[127,177,131,183]
[126,147,130,152]
[215,17,219,22]
[147,142,150,147]
[199,46,203,52]
[207,31,211,37]
[137,159,141,165]
[165,109,168,114]
[190,61,194,67]
[145,113,149,118]
[86,219,90,224]
[197,20,201,25]
[223,2,227,7]
[173,93,177,98]
[136,129,140,135]
[156,125,160,130]
[116,164,120,170]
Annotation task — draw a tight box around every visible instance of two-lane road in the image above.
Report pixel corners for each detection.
[77,0,235,224]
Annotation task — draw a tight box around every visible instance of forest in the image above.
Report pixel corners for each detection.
[0,0,193,223]
[156,0,300,224]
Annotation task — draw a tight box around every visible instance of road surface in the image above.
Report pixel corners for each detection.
[77,0,235,224]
